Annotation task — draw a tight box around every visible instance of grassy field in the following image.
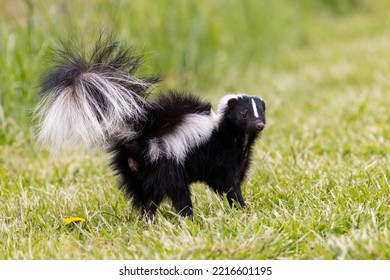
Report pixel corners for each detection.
[1,0,390,259]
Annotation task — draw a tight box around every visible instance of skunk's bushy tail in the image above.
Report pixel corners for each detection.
[36,35,157,152]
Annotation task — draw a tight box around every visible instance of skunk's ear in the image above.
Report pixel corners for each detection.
[227,98,237,109]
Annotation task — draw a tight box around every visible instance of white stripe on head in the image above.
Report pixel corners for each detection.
[251,98,259,118]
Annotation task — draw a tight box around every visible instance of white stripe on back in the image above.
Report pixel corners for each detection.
[251,98,259,118]
[147,112,217,163]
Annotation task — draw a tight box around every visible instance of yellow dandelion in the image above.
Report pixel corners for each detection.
[376,123,384,129]
[64,217,86,224]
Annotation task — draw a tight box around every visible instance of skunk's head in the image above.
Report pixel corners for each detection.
[217,94,266,135]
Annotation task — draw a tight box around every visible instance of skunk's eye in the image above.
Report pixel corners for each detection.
[242,113,247,118]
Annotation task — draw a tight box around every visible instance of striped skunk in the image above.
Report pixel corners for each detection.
[36,36,266,220]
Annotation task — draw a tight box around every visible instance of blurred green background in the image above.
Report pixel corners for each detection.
[1,0,385,140]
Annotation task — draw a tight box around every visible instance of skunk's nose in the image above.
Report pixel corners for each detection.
[255,121,265,131]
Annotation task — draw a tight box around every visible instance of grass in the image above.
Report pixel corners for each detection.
[1,0,390,259]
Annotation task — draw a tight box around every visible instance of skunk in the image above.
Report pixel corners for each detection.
[36,36,266,220]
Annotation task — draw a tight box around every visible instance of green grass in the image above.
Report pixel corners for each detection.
[1,0,390,259]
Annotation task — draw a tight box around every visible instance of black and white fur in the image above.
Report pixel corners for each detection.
[36,36,266,220]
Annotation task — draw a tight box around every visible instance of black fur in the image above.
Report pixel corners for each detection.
[147,91,212,139]
[109,94,266,219]
[37,36,266,220]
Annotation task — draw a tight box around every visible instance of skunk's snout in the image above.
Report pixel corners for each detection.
[248,120,265,134]
[255,121,265,131]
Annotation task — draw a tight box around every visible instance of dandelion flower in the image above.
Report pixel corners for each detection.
[64,217,86,224]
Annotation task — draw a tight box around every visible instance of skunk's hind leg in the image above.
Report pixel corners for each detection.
[169,186,193,219]
[226,186,246,208]
[207,179,246,209]
[141,191,164,221]
[143,161,193,219]
[142,181,193,220]
[164,163,193,219]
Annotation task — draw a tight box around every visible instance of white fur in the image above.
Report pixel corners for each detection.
[147,112,218,163]
[216,93,246,117]
[36,72,148,152]
[148,138,162,162]
[251,98,259,118]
